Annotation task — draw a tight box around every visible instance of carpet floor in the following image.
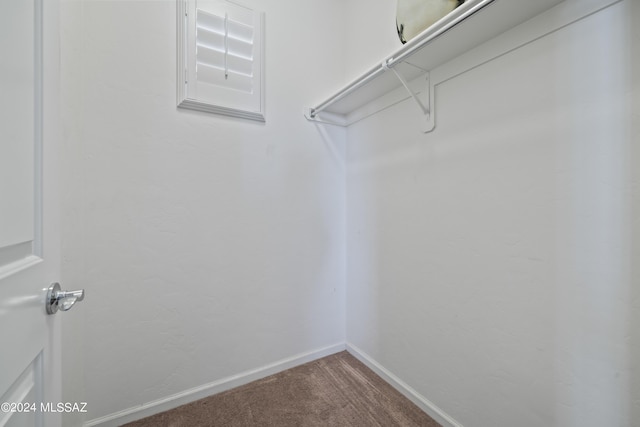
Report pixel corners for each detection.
[123,351,441,427]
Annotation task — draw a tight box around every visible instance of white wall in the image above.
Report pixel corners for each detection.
[58,0,640,425]
[343,0,398,78]
[60,0,347,424]
[345,0,640,426]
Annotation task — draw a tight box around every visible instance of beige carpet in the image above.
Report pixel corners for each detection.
[123,351,441,427]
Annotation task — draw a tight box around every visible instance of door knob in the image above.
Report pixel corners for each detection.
[46,282,85,315]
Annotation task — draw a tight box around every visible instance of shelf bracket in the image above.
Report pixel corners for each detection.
[387,65,429,117]
[384,61,434,133]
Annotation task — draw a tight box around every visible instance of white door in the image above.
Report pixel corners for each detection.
[0,0,67,426]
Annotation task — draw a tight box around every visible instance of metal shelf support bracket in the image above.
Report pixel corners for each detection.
[386,62,429,118]
[386,62,434,133]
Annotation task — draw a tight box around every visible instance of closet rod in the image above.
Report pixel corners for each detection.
[307,0,495,119]
[309,67,386,117]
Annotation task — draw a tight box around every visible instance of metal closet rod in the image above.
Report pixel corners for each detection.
[308,0,495,118]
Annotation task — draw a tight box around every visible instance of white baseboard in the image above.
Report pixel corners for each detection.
[346,343,464,427]
[84,342,346,427]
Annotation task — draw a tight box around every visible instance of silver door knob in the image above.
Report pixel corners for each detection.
[46,282,85,315]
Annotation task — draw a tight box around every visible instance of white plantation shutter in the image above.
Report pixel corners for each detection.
[196,9,254,92]
[177,0,265,121]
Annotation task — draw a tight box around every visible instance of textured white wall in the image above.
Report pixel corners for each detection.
[60,0,347,423]
[343,0,399,78]
[345,0,640,426]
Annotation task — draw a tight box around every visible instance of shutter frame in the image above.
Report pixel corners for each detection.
[177,0,265,122]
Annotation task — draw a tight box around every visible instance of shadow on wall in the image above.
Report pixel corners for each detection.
[629,0,640,422]
[551,2,636,424]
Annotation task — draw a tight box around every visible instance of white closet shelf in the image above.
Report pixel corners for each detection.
[304,0,564,128]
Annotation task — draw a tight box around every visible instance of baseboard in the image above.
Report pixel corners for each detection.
[345,343,464,427]
[84,342,346,427]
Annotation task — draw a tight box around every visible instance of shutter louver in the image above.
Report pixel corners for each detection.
[196,9,254,93]
[178,0,265,122]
